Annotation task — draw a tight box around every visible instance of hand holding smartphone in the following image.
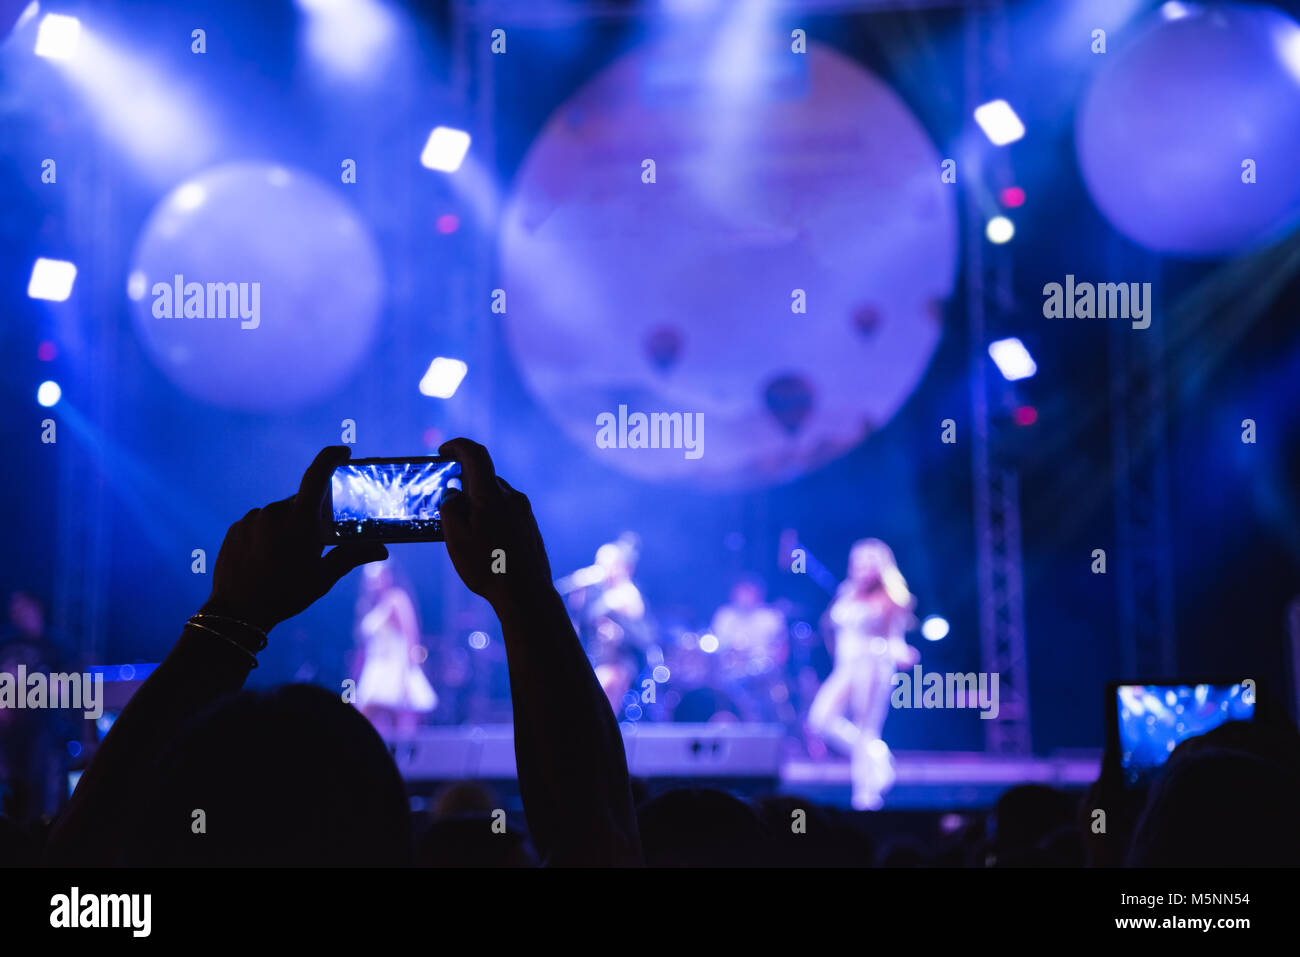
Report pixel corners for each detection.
[1106,678,1256,788]
[320,456,462,544]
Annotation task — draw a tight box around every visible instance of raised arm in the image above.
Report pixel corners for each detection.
[44,447,385,865]
[438,438,642,867]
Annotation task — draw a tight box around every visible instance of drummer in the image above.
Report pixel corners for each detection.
[709,574,789,720]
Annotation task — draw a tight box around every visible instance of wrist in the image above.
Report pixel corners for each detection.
[196,600,275,643]
[490,581,564,629]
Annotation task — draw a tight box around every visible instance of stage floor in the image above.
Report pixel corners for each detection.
[384,724,1102,810]
[781,751,1101,809]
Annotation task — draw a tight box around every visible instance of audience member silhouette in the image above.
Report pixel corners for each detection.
[11,442,1300,871]
[43,442,642,867]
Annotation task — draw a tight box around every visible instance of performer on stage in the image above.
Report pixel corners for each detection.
[710,574,790,723]
[353,560,437,735]
[559,534,653,715]
[807,539,919,810]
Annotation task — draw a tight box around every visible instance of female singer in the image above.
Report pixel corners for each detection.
[808,539,919,810]
[353,560,438,734]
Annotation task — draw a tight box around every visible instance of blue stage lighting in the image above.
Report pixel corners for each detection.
[921,615,950,641]
[974,98,1024,146]
[985,215,1015,244]
[988,337,1037,381]
[37,380,62,407]
[34,12,79,60]
[419,357,468,398]
[421,126,471,173]
[27,257,77,301]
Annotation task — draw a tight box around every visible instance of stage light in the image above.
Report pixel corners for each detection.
[974,99,1024,146]
[37,341,57,361]
[985,216,1015,244]
[1014,405,1039,426]
[421,126,471,173]
[436,213,459,234]
[418,357,468,398]
[988,337,1037,381]
[27,257,77,301]
[34,12,79,60]
[52,29,216,182]
[1000,186,1025,208]
[297,0,393,78]
[468,631,489,650]
[37,380,62,407]
[921,615,949,641]
[1160,1,1192,20]
[699,633,719,653]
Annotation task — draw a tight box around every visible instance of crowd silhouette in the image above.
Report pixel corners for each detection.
[3,442,1299,867]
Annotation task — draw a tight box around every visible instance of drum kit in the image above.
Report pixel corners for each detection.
[580,616,795,726]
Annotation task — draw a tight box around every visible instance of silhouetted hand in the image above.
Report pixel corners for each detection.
[201,446,388,633]
[438,438,554,611]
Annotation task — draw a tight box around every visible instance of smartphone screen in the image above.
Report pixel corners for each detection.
[323,457,462,543]
[1115,682,1255,787]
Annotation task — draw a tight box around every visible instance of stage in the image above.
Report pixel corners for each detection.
[385,724,1101,810]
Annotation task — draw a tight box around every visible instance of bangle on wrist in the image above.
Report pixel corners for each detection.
[191,612,269,651]
[185,618,260,668]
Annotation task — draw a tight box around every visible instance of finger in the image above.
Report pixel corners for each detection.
[296,446,351,525]
[438,438,499,503]
[320,542,388,590]
[224,507,261,543]
[438,487,471,544]
[237,507,262,523]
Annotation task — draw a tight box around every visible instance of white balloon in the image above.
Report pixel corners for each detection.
[501,41,957,488]
[130,162,383,412]
[1077,3,1300,256]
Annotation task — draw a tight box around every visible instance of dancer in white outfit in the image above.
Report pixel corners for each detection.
[354,561,437,734]
[808,539,918,810]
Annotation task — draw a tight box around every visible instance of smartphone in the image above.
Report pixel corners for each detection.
[321,456,462,544]
[1106,679,1256,788]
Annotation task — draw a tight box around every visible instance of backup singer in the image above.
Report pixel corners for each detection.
[353,561,437,734]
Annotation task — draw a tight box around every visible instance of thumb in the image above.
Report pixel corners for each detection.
[320,542,389,589]
[439,487,471,540]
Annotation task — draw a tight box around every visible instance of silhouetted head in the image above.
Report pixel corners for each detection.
[638,788,768,867]
[1128,746,1300,867]
[987,784,1078,865]
[415,814,537,868]
[753,795,874,867]
[432,782,497,819]
[0,815,38,867]
[133,684,411,866]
